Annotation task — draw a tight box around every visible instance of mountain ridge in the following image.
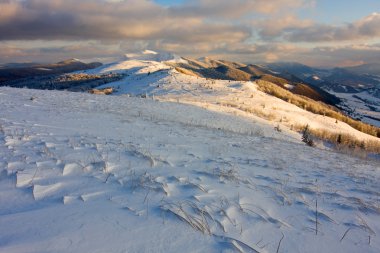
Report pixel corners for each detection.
[0,59,102,83]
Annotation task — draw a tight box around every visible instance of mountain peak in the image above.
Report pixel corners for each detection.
[57,58,82,65]
[124,50,183,63]
[142,50,158,55]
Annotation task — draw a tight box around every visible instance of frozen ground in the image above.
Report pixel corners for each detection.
[1,87,379,253]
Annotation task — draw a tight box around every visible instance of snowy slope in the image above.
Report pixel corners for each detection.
[1,87,380,253]
[82,55,380,143]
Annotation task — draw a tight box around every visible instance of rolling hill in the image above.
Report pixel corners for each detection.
[168,57,341,107]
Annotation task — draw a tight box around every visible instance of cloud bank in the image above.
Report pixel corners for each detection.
[285,13,380,42]
[0,0,379,66]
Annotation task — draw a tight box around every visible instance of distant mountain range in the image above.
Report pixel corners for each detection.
[0,59,102,83]
[264,62,380,93]
[345,63,380,76]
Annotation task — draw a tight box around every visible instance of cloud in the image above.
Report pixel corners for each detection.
[308,44,380,66]
[286,13,380,42]
[0,0,316,42]
[193,42,380,67]
[0,45,27,59]
[0,0,253,42]
[0,1,153,40]
[3,39,380,67]
[256,15,314,38]
[0,40,124,63]
[170,0,312,18]
[0,0,379,67]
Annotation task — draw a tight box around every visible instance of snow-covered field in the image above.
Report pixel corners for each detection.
[1,86,380,253]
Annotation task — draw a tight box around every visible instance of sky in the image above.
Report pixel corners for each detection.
[0,0,380,67]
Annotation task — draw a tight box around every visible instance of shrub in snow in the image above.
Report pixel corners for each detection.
[302,125,314,147]
[337,134,342,144]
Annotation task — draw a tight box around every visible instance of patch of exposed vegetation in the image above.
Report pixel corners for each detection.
[292,124,380,154]
[89,87,114,95]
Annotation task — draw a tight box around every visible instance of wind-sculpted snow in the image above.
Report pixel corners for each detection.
[0,87,379,253]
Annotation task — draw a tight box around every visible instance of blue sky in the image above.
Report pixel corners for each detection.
[302,0,380,23]
[156,0,380,23]
[0,0,380,66]
[155,0,184,6]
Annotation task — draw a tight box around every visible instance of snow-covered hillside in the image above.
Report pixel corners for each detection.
[82,52,379,143]
[332,91,380,127]
[1,86,380,253]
